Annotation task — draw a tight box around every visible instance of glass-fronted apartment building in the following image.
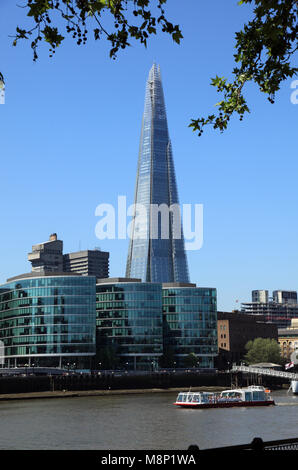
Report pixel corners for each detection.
[0,272,96,368]
[162,283,217,368]
[0,272,217,371]
[96,278,163,370]
[96,279,218,370]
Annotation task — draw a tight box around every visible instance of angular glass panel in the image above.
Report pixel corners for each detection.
[126,64,189,283]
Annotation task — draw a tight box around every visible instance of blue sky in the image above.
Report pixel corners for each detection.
[0,1,297,311]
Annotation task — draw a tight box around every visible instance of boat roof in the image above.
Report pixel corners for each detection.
[222,386,265,393]
[179,385,266,395]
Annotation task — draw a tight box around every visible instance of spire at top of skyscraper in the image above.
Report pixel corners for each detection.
[149,61,160,76]
[126,64,189,283]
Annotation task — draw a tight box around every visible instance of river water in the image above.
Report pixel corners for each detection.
[0,390,297,450]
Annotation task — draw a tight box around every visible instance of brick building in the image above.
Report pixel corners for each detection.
[278,319,298,361]
[217,311,278,368]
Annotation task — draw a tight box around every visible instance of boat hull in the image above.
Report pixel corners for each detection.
[174,400,275,409]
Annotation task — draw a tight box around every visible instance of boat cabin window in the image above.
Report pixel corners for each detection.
[192,395,200,403]
[252,391,265,401]
[201,393,213,403]
[245,392,252,401]
[221,392,242,399]
[177,393,202,403]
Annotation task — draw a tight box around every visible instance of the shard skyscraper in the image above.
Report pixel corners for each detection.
[126,64,190,283]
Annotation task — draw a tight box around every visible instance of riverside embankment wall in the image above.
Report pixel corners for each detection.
[0,371,289,395]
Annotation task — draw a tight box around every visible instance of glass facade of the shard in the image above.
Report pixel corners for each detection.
[126,64,189,283]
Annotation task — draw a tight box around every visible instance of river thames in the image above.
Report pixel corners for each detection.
[0,389,297,450]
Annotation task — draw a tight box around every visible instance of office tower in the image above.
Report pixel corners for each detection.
[242,290,298,329]
[95,279,218,370]
[252,290,269,303]
[162,283,217,368]
[126,64,189,283]
[63,249,109,278]
[28,234,109,278]
[28,233,63,272]
[0,272,96,368]
[272,290,297,305]
[96,278,163,370]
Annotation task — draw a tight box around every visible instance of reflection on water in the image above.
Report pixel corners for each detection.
[0,390,297,450]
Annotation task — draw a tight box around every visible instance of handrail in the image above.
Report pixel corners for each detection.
[232,365,298,380]
[188,437,298,452]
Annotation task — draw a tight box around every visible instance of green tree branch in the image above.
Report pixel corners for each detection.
[190,0,298,136]
[2,0,298,137]
[11,0,182,62]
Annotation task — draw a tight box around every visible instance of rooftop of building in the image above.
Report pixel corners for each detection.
[64,249,109,258]
[6,271,83,282]
[162,282,197,288]
[278,319,298,335]
[96,277,142,284]
[278,328,298,336]
[250,363,282,369]
[242,301,298,307]
[217,311,269,323]
[31,233,62,247]
[95,279,217,288]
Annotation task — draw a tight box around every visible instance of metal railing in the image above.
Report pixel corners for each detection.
[189,437,298,452]
[232,365,298,380]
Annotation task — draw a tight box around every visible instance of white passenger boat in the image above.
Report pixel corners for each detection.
[174,385,275,408]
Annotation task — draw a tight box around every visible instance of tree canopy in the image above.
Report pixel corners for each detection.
[244,337,284,365]
[190,0,298,136]
[183,352,200,368]
[2,1,298,136]
[11,0,182,61]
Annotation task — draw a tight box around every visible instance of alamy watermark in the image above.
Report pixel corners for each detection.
[290,80,298,104]
[95,196,203,251]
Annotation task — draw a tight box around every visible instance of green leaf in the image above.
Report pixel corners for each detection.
[27,0,51,18]
[42,26,65,47]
